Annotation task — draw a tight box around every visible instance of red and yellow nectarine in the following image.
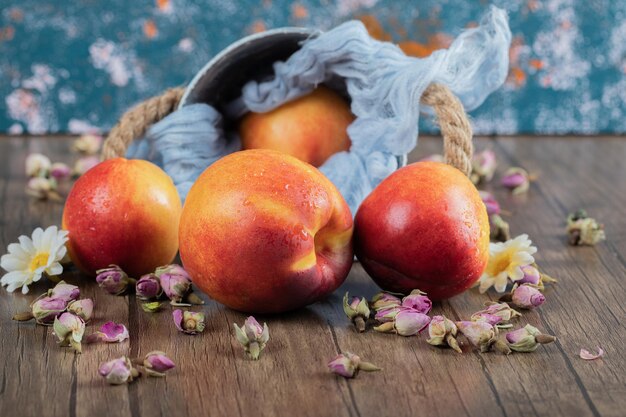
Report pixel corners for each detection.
[62,158,182,277]
[354,161,489,300]
[179,149,354,313]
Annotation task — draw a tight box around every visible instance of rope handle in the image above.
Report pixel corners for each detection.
[102,83,473,176]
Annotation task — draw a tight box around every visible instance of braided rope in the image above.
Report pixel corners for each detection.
[101,84,473,176]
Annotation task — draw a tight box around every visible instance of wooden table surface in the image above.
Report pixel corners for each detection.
[0,135,625,417]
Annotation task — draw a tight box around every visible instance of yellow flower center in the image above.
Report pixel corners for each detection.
[29,252,49,271]
[486,251,512,275]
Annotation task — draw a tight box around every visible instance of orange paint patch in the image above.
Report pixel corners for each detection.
[358,15,392,42]
[156,0,171,12]
[529,59,544,70]
[9,8,23,22]
[508,67,527,88]
[0,26,15,42]
[291,3,308,19]
[143,20,158,39]
[399,34,452,58]
[249,20,267,34]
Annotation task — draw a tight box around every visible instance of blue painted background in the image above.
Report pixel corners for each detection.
[1,0,626,135]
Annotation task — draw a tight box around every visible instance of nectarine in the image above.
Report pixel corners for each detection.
[354,161,489,300]
[179,149,354,313]
[239,86,354,167]
[62,158,182,277]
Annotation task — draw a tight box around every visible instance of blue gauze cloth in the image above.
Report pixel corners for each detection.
[127,6,511,215]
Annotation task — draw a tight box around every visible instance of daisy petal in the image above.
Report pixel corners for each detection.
[31,228,44,248]
[579,347,604,360]
[46,262,63,276]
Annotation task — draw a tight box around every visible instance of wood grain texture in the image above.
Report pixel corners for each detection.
[0,135,624,417]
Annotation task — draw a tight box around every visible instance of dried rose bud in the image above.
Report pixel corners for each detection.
[470,312,503,326]
[26,177,60,200]
[370,292,402,311]
[518,265,540,285]
[136,273,161,300]
[141,301,165,313]
[53,312,85,353]
[375,309,431,337]
[479,191,501,216]
[343,292,370,332]
[456,321,497,353]
[233,316,269,360]
[427,315,461,353]
[471,149,497,184]
[96,264,134,295]
[67,298,94,322]
[50,162,72,180]
[156,264,192,304]
[401,289,432,314]
[566,210,605,246]
[143,351,175,377]
[73,156,100,176]
[489,214,511,242]
[374,305,404,323]
[506,324,556,352]
[328,352,380,378]
[72,134,103,155]
[86,321,129,343]
[48,280,80,302]
[26,153,51,177]
[21,296,68,325]
[501,167,530,194]
[98,356,139,385]
[471,302,521,326]
[173,309,205,335]
[511,284,545,309]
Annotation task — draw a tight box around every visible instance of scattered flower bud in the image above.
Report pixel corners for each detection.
[86,321,129,343]
[50,162,72,180]
[328,352,380,378]
[456,321,497,353]
[173,309,205,335]
[479,191,501,216]
[48,280,80,302]
[370,292,402,311]
[25,153,51,177]
[53,312,85,353]
[96,264,134,295]
[490,213,511,243]
[374,305,404,323]
[401,289,432,314]
[501,167,530,194]
[426,315,461,353]
[471,302,521,326]
[510,284,545,309]
[72,134,103,155]
[518,265,540,285]
[143,351,175,377]
[343,292,370,332]
[375,309,430,337]
[26,177,61,201]
[73,156,100,176]
[136,273,162,300]
[98,356,139,385]
[233,316,269,360]
[156,264,192,304]
[579,347,604,360]
[566,210,605,246]
[67,298,94,322]
[419,154,444,163]
[141,301,165,313]
[506,324,556,352]
[19,296,68,325]
[471,149,497,184]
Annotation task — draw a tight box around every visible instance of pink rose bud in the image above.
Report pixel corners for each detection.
[25,153,51,177]
[374,305,404,323]
[86,321,129,343]
[53,312,85,353]
[470,312,503,326]
[156,264,192,304]
[31,296,68,325]
[426,315,461,353]
[370,292,402,311]
[471,149,497,184]
[479,191,501,216]
[343,292,370,332]
[511,284,545,309]
[73,156,100,176]
[136,273,162,300]
[173,309,205,335]
[48,280,80,302]
[96,264,133,295]
[67,298,94,322]
[456,321,497,353]
[506,324,556,352]
[143,351,175,377]
[50,162,72,180]
[234,316,270,360]
[393,309,431,336]
[401,289,432,314]
[98,356,138,385]
[518,265,540,285]
[328,352,380,378]
[501,167,530,194]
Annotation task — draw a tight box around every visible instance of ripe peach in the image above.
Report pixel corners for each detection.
[239,86,354,167]
[179,149,354,313]
[354,161,489,300]
[62,158,182,277]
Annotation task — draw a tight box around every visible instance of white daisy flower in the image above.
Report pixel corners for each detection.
[25,153,51,177]
[478,234,537,294]
[0,226,69,294]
